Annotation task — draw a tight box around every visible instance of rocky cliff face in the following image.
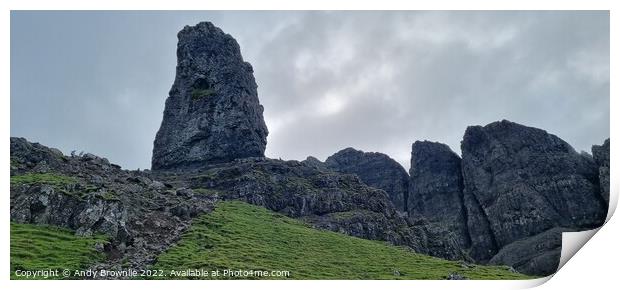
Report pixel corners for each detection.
[592,138,610,206]
[325,148,409,212]
[408,141,470,249]
[460,120,607,265]
[407,120,609,275]
[152,22,268,170]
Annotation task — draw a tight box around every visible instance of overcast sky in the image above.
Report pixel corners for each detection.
[11,11,609,170]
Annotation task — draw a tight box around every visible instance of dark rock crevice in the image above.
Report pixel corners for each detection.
[463,189,499,262]
[456,177,472,248]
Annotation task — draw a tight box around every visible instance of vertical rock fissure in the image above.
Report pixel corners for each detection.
[403,180,409,213]
[468,189,500,259]
[456,174,472,248]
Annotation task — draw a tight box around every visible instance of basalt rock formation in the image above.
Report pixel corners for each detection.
[406,120,609,276]
[460,120,608,274]
[152,22,268,170]
[325,148,409,212]
[408,141,469,249]
[461,120,607,255]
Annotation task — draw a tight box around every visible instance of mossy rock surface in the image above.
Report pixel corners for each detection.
[191,88,215,100]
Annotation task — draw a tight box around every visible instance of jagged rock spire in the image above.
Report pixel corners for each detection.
[152,22,268,170]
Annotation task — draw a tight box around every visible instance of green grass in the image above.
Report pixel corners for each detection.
[191,88,215,100]
[154,201,532,280]
[10,222,108,280]
[10,173,76,188]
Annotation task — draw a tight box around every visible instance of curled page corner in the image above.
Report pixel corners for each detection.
[554,179,617,278]
[558,228,600,271]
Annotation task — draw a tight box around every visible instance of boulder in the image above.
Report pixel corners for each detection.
[152,22,268,170]
[325,148,409,212]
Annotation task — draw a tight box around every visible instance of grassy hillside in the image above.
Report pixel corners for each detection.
[10,222,107,280]
[154,201,531,280]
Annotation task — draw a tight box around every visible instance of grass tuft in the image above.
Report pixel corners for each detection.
[10,173,76,188]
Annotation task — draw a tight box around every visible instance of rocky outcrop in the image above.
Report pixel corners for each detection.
[152,22,268,171]
[408,141,470,248]
[11,184,130,241]
[460,120,607,262]
[592,138,610,206]
[10,137,217,272]
[325,148,409,212]
[164,158,466,260]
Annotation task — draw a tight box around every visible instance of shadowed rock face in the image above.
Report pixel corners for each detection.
[408,141,470,249]
[325,148,409,212]
[461,120,607,262]
[592,138,610,206]
[152,22,268,170]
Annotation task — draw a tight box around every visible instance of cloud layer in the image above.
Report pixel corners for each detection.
[11,11,609,169]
